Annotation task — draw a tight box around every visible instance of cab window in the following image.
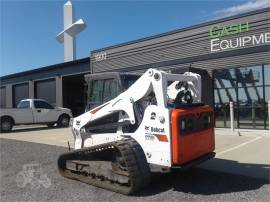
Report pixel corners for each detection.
[121,75,140,90]
[103,79,118,102]
[34,100,54,109]
[89,79,118,109]
[17,101,30,109]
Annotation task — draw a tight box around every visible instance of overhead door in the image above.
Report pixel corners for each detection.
[13,83,29,107]
[35,79,56,106]
[0,87,6,108]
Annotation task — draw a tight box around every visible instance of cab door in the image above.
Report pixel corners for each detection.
[15,100,34,124]
[33,100,58,123]
[87,79,119,110]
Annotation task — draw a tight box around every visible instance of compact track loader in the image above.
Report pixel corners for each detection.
[58,68,215,194]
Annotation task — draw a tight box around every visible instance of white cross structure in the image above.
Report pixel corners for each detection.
[56,1,86,62]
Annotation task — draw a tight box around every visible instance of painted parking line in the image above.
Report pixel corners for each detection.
[216,136,262,156]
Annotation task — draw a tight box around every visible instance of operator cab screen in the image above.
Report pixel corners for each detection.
[120,75,140,90]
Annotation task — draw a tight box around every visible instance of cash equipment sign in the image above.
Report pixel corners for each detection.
[209,22,270,52]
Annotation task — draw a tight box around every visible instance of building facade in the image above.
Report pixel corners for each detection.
[0,58,90,116]
[1,8,269,129]
[90,8,270,129]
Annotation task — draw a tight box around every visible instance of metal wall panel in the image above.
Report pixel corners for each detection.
[0,57,90,86]
[91,9,270,74]
[96,25,268,59]
[92,10,269,54]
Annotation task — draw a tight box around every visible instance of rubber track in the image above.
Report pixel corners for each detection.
[58,137,151,195]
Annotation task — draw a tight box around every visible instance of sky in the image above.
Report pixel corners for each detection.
[0,0,269,76]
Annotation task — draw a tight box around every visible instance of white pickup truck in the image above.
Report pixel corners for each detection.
[0,99,73,132]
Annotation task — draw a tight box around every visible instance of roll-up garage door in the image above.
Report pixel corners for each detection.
[35,79,56,106]
[0,87,6,108]
[13,83,29,107]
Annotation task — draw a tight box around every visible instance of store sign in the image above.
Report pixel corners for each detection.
[209,22,250,38]
[209,22,270,52]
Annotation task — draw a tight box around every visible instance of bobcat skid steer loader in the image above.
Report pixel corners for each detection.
[58,68,215,194]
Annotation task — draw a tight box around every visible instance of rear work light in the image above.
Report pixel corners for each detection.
[180,115,196,135]
[199,112,213,130]
[179,112,213,135]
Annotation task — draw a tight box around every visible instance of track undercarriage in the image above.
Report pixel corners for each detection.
[58,138,151,195]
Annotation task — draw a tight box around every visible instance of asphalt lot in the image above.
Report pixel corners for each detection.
[1,125,269,179]
[0,126,269,201]
[0,138,269,202]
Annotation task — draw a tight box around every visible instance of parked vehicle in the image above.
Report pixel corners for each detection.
[0,99,72,132]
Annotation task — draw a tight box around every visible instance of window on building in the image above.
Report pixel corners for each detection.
[265,65,270,130]
[266,86,270,129]
[214,69,237,128]
[237,66,263,87]
[265,86,270,101]
[238,87,264,107]
[214,64,268,129]
[214,69,236,89]
[264,64,270,86]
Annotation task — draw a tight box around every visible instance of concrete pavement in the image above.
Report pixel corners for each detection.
[0,126,269,180]
[199,129,270,180]
[0,125,74,148]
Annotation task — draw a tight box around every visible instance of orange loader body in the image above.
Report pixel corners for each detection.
[171,106,215,165]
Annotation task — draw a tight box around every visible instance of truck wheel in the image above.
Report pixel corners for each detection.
[58,115,70,127]
[0,118,13,132]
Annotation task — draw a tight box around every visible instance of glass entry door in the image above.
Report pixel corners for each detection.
[237,67,265,129]
[214,65,269,130]
[214,69,237,128]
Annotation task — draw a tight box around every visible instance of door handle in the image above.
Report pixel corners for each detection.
[37,110,41,113]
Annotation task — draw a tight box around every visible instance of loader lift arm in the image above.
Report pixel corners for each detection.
[78,69,201,131]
